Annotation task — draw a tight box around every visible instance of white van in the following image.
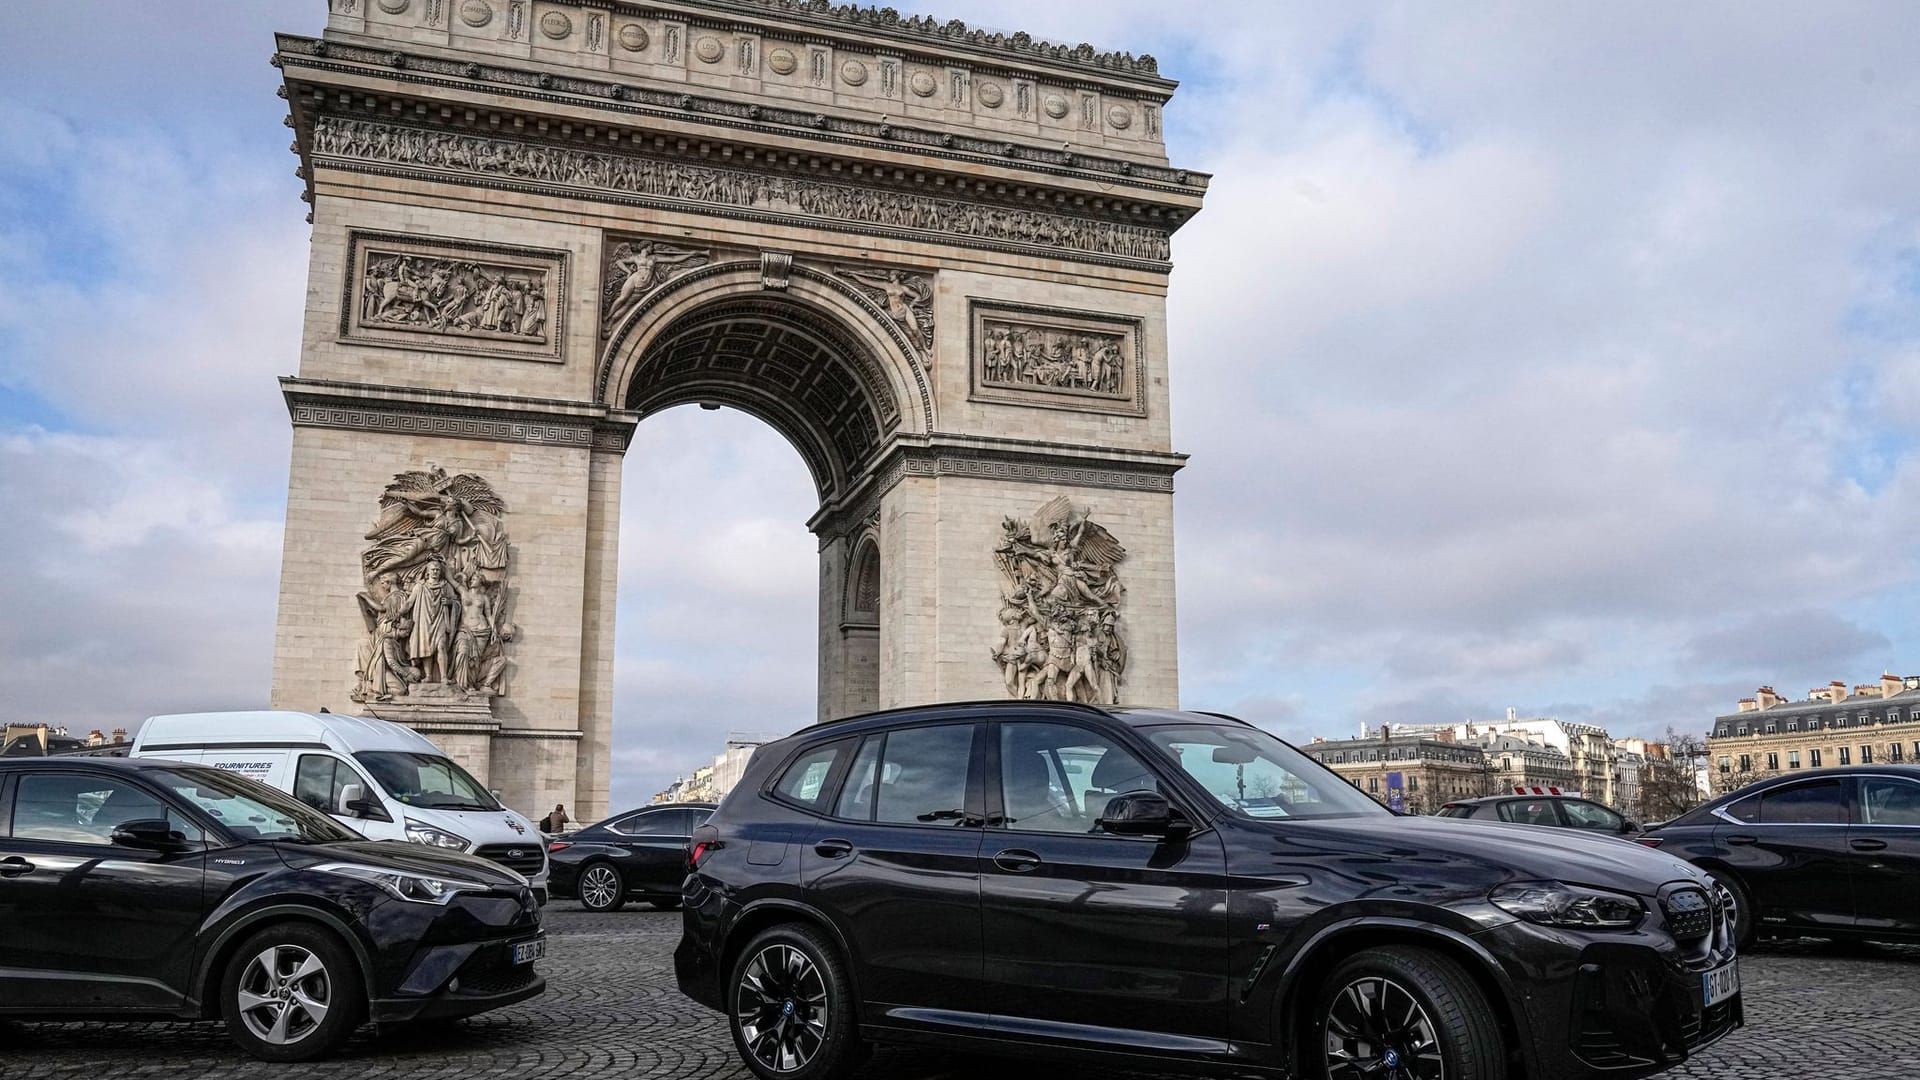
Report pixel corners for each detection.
[132,710,549,902]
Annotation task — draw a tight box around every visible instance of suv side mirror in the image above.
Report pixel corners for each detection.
[111,818,190,852]
[1098,791,1190,838]
[1621,819,1640,834]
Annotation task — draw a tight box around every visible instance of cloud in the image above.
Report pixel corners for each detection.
[12,1,1920,810]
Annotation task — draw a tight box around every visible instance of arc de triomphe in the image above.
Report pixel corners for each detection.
[267,0,1207,820]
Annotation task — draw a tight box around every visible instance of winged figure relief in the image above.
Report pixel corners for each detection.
[603,240,712,330]
[992,496,1129,705]
[840,267,934,351]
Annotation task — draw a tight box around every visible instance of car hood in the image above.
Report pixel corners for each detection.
[395,805,541,843]
[278,839,528,887]
[1272,814,1711,896]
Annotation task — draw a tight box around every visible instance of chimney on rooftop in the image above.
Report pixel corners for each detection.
[110,728,127,744]
[1737,698,1757,712]
[1883,673,1903,698]
[1755,687,1781,710]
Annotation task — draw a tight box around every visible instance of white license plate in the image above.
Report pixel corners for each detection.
[1701,960,1738,1007]
[511,937,545,965]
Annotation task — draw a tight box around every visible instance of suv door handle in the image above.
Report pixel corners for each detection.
[0,857,34,878]
[1851,838,1889,852]
[1725,834,1758,846]
[813,838,854,859]
[993,849,1042,873]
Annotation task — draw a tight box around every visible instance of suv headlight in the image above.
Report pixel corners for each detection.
[314,862,488,905]
[404,818,471,851]
[1490,881,1645,930]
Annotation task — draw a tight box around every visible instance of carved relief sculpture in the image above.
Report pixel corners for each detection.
[993,496,1128,705]
[310,117,1174,264]
[343,232,567,362]
[602,237,712,331]
[835,265,933,351]
[970,301,1145,415]
[353,467,516,704]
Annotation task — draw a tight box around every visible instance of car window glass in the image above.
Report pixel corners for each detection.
[835,736,883,821]
[1147,725,1383,819]
[1722,795,1761,824]
[353,751,500,812]
[1761,780,1844,825]
[621,812,686,836]
[1861,779,1920,826]
[1498,799,1561,826]
[10,774,197,846]
[873,725,974,826]
[1000,722,1157,834]
[772,741,849,811]
[293,755,367,815]
[1561,801,1624,831]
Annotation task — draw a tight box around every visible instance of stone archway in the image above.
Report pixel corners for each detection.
[267,0,1206,820]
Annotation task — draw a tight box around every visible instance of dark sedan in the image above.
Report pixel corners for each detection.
[1638,765,1920,947]
[0,756,544,1061]
[548,802,714,912]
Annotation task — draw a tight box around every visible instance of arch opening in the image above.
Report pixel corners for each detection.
[617,291,904,505]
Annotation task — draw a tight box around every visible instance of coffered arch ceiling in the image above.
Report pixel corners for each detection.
[622,295,898,502]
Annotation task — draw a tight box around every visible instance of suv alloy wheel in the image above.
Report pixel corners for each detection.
[222,923,364,1062]
[728,924,862,1080]
[1317,947,1507,1080]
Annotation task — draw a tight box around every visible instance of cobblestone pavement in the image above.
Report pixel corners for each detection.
[5,909,1917,1078]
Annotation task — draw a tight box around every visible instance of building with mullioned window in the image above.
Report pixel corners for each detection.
[1705,674,1920,793]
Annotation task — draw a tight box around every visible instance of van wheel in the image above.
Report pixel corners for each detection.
[578,862,626,912]
[728,923,863,1080]
[222,923,363,1062]
[1316,946,1506,1080]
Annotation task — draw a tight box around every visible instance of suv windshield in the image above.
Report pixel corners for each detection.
[152,766,360,844]
[1144,724,1388,820]
[356,751,501,812]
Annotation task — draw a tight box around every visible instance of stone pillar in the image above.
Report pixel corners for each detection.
[573,443,627,822]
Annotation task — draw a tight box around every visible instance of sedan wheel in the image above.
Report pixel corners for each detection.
[579,863,625,912]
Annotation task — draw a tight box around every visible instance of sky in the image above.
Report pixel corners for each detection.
[5,2,1920,813]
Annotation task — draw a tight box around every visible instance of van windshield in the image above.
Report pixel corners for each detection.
[151,766,360,844]
[355,752,501,812]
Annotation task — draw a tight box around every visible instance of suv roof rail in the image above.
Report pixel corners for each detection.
[812,699,1119,729]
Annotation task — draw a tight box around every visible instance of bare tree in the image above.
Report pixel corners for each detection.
[1640,728,1711,822]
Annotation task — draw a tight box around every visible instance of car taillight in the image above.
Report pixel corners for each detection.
[548,842,572,853]
[689,840,716,869]
[1633,837,1663,848]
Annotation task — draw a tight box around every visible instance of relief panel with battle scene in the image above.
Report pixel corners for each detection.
[342,231,568,362]
[970,301,1145,416]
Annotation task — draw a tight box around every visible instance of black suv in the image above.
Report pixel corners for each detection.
[0,756,545,1061]
[677,703,1741,1080]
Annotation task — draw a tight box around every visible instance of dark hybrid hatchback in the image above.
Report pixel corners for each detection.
[1637,765,1920,947]
[0,756,545,1061]
[677,702,1742,1080]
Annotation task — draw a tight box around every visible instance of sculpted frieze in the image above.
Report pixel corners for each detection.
[343,232,567,362]
[353,467,517,705]
[309,116,1172,264]
[970,301,1145,416]
[993,497,1128,705]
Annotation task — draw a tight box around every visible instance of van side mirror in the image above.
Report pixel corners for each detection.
[111,819,190,852]
[338,784,392,822]
[1098,791,1190,838]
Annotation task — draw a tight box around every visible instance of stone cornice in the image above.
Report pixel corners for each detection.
[281,377,640,452]
[275,35,1209,201]
[651,0,1174,85]
[809,432,1186,537]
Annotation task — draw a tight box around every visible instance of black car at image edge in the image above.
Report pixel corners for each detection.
[0,756,546,1061]
[675,701,1743,1080]
[1637,764,1920,948]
